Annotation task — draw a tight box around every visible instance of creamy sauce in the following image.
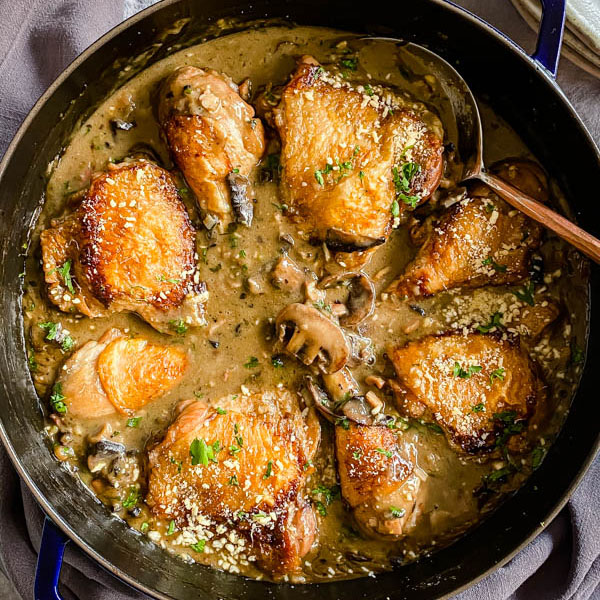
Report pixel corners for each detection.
[22,25,588,583]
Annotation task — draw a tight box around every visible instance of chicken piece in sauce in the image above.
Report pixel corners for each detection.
[40,160,207,334]
[388,333,545,454]
[272,56,444,252]
[335,422,421,539]
[158,66,265,230]
[56,328,187,419]
[146,389,320,576]
[388,160,546,298]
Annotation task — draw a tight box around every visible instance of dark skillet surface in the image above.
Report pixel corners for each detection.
[0,1,598,599]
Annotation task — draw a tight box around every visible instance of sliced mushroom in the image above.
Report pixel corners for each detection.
[87,440,125,473]
[320,271,375,327]
[322,228,386,253]
[271,255,306,294]
[346,331,376,367]
[322,368,359,403]
[226,172,253,227]
[276,303,349,373]
[304,374,372,425]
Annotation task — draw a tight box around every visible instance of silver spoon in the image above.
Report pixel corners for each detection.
[359,37,600,263]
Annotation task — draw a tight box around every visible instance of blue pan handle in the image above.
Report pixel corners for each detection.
[531,0,566,76]
[34,517,68,600]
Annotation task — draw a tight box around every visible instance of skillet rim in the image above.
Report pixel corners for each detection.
[0,0,598,598]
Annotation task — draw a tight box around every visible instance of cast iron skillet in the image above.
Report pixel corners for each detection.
[0,0,598,598]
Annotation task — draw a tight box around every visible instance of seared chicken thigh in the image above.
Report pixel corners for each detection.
[388,333,544,453]
[158,66,265,230]
[389,160,546,298]
[146,389,320,575]
[336,422,421,539]
[55,328,187,419]
[40,160,207,334]
[273,56,444,252]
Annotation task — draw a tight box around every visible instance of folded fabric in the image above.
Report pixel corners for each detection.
[0,1,598,599]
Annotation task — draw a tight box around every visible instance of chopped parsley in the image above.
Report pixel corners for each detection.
[570,342,585,366]
[39,321,75,352]
[390,199,400,217]
[493,411,525,448]
[313,299,332,313]
[471,402,485,413]
[364,84,374,96]
[157,274,180,284]
[303,460,314,471]
[126,417,142,428]
[424,422,444,434]
[244,356,259,369]
[228,475,239,486]
[452,362,482,379]
[169,319,188,335]
[352,449,363,460]
[167,520,176,535]
[49,383,67,414]
[190,539,206,553]
[271,355,284,368]
[477,312,504,334]
[489,368,506,385]
[485,466,513,483]
[263,460,273,479]
[312,485,340,515]
[28,351,37,372]
[57,260,75,294]
[189,438,220,466]
[335,416,350,430]
[531,446,545,469]
[314,163,333,185]
[340,56,358,71]
[216,407,227,415]
[374,447,393,458]
[513,281,535,306]
[140,522,149,533]
[392,162,421,209]
[389,506,406,518]
[482,257,508,273]
[122,487,139,509]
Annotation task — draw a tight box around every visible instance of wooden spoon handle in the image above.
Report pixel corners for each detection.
[478,171,600,264]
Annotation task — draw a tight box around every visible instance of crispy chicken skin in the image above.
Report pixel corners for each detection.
[273,56,444,252]
[388,160,546,298]
[336,423,421,539]
[158,66,265,230]
[40,160,207,334]
[146,389,321,575]
[388,333,544,453]
[57,328,187,419]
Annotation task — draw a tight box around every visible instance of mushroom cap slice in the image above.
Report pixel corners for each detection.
[320,271,375,327]
[276,303,350,374]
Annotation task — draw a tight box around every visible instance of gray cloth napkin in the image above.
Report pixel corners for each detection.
[0,1,598,599]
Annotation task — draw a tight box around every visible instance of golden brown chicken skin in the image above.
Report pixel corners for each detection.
[158,66,265,230]
[273,56,444,252]
[40,160,207,334]
[388,333,545,454]
[388,161,546,299]
[55,328,187,419]
[335,422,421,539]
[146,389,320,576]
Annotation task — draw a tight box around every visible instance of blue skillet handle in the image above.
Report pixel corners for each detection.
[34,517,69,600]
[531,0,566,77]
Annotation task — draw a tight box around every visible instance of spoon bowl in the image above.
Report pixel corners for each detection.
[359,36,600,262]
